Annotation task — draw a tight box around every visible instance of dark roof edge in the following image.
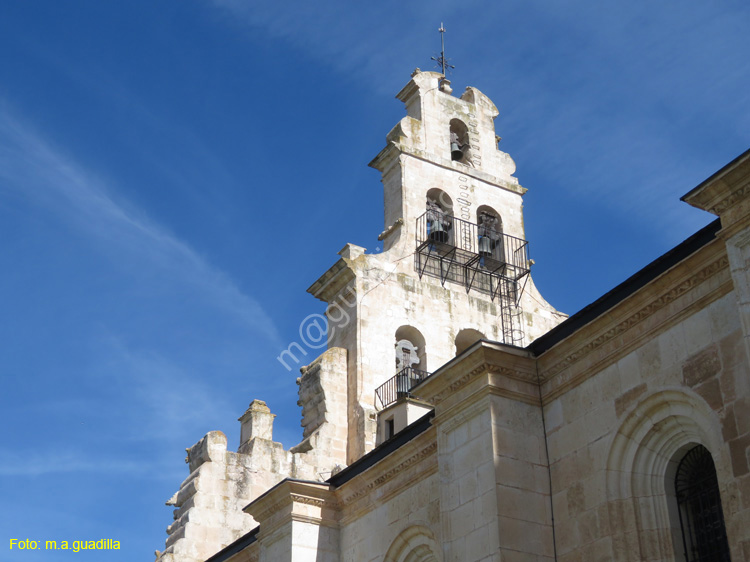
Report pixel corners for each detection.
[327,409,435,487]
[204,526,259,562]
[680,148,750,202]
[527,218,722,356]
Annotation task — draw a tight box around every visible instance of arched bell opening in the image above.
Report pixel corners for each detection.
[476,205,503,261]
[454,329,485,356]
[394,326,427,402]
[426,188,453,245]
[395,326,426,373]
[449,118,470,164]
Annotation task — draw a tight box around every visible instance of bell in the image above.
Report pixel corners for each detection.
[451,142,463,161]
[429,220,449,243]
[478,235,493,257]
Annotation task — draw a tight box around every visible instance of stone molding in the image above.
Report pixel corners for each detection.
[431,363,490,405]
[539,254,730,390]
[417,345,540,410]
[245,481,339,541]
[249,497,288,526]
[712,182,750,215]
[340,441,438,506]
[401,147,525,195]
[307,258,355,303]
[288,493,332,510]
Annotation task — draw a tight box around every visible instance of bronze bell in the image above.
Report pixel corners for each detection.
[429,220,449,243]
[478,235,493,257]
[451,142,463,161]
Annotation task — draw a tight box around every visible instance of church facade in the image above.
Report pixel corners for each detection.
[155,70,750,562]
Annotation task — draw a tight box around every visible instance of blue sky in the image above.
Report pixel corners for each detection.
[0,1,747,560]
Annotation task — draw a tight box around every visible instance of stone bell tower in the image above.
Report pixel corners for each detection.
[156,70,566,562]
[308,69,565,463]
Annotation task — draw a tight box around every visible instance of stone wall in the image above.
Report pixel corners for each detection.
[540,242,750,560]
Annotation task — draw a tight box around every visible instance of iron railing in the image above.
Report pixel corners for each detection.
[374,367,431,409]
[415,210,530,302]
[414,209,530,345]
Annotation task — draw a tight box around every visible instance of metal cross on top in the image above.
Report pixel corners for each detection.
[431,23,455,77]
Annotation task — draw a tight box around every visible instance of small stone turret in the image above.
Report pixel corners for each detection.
[238,400,275,449]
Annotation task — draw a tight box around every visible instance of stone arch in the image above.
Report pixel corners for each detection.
[476,205,503,261]
[383,524,442,562]
[455,328,485,356]
[426,188,453,215]
[425,188,453,245]
[449,118,471,164]
[395,325,426,372]
[605,388,727,562]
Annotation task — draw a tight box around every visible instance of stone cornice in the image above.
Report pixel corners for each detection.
[400,147,525,195]
[431,363,490,404]
[712,182,750,215]
[538,248,731,400]
[682,149,750,239]
[432,362,540,405]
[306,258,356,304]
[341,442,437,504]
[288,493,328,509]
[243,480,338,538]
[414,342,539,409]
[682,149,750,216]
[336,429,438,524]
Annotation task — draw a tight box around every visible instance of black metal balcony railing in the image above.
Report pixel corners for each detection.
[375,367,431,409]
[415,210,530,302]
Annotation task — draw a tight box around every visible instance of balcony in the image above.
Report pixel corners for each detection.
[375,367,431,409]
[415,210,530,301]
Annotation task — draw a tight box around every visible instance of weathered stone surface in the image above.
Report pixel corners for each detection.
[682,345,721,387]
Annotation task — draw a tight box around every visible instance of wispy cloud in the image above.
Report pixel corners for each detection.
[206,0,741,242]
[0,104,281,345]
[102,337,235,441]
[0,451,147,477]
[208,0,451,94]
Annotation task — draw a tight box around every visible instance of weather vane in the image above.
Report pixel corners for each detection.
[431,23,455,77]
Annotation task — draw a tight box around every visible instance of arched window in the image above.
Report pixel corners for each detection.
[449,119,470,164]
[455,329,485,355]
[607,391,729,562]
[426,188,453,244]
[674,445,731,562]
